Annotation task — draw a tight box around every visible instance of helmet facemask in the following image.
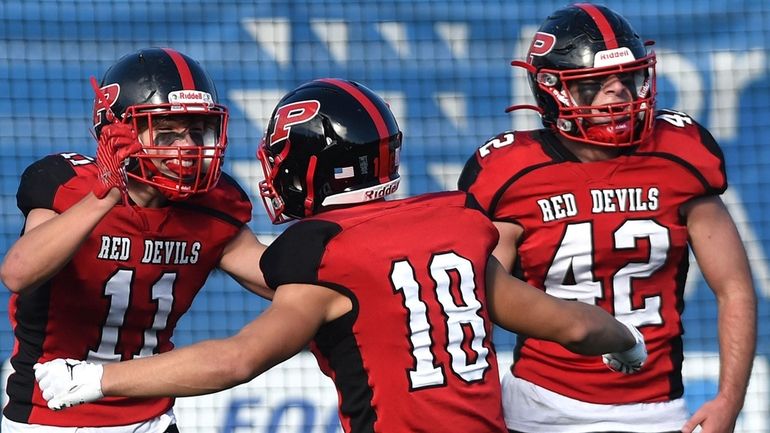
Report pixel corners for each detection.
[535,53,657,147]
[257,137,293,224]
[92,48,229,201]
[507,4,658,148]
[126,98,228,201]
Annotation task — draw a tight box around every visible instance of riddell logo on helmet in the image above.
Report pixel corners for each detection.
[594,47,634,67]
[364,179,400,200]
[168,90,214,107]
[549,88,571,106]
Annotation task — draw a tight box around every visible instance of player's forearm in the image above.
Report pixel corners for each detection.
[486,259,634,355]
[685,196,757,410]
[716,285,757,410]
[0,193,116,293]
[560,302,636,355]
[101,338,256,398]
[100,297,320,398]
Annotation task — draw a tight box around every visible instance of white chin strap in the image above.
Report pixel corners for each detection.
[321,178,400,206]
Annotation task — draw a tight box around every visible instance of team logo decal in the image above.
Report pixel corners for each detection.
[92,83,120,126]
[527,32,557,62]
[269,100,321,146]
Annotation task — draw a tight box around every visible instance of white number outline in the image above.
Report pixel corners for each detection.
[657,109,693,128]
[544,219,669,326]
[391,252,490,390]
[478,133,515,158]
[87,269,176,363]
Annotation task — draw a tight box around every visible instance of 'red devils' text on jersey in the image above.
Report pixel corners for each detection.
[5,152,251,426]
[260,191,507,433]
[459,110,726,404]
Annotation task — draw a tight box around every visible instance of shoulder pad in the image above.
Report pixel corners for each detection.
[458,130,553,214]
[16,153,96,216]
[646,110,727,194]
[184,172,253,226]
[260,219,342,289]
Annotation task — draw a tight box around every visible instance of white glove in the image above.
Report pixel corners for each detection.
[34,358,104,410]
[602,322,647,374]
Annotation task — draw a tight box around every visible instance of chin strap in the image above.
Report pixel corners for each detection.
[303,155,318,217]
[505,103,544,114]
[506,61,546,115]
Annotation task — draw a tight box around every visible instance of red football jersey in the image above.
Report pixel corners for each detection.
[459,110,726,404]
[260,191,507,433]
[5,153,252,426]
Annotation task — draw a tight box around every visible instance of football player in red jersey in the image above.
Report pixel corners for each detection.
[458,4,757,433]
[0,48,269,432]
[32,78,647,433]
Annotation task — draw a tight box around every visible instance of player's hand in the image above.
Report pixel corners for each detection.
[602,322,647,374]
[93,122,141,200]
[681,394,741,433]
[34,358,104,410]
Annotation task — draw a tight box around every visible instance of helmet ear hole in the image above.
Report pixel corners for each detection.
[289,174,304,192]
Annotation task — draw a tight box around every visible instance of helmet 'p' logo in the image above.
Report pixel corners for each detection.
[269,100,321,146]
[92,83,120,126]
[528,32,557,62]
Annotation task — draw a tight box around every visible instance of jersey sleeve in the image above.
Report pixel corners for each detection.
[16,154,79,216]
[457,132,512,216]
[260,219,342,290]
[652,110,727,195]
[458,130,551,220]
[216,172,253,225]
[688,121,727,194]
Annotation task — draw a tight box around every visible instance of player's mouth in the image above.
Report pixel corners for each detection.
[163,158,200,179]
[588,106,631,125]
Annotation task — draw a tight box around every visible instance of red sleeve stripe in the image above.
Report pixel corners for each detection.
[575,3,619,49]
[161,47,196,89]
[317,78,392,183]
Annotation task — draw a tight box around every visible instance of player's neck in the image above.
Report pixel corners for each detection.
[126,181,169,208]
[559,137,622,162]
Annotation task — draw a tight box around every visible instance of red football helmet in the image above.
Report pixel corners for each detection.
[508,4,657,147]
[93,47,228,200]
